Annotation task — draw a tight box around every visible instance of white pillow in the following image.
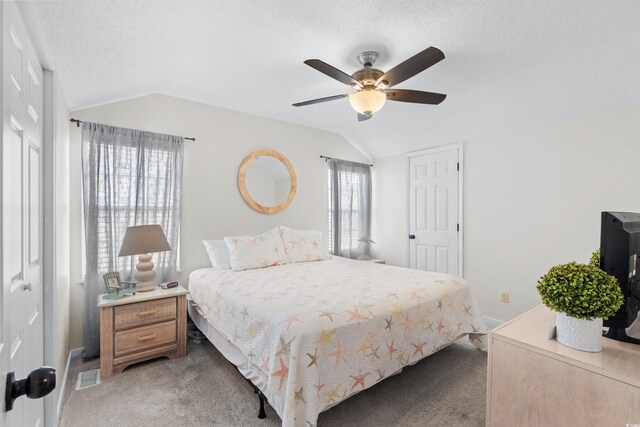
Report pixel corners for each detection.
[279,226,329,263]
[202,240,232,270]
[224,227,288,271]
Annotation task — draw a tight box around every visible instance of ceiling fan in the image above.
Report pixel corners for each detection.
[293,47,446,121]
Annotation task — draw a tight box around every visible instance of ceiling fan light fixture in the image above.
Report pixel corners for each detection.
[294,47,446,120]
[348,89,386,115]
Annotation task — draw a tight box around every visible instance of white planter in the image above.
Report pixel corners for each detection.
[555,312,603,352]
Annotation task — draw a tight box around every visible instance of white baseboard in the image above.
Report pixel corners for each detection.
[57,347,84,420]
[483,316,504,331]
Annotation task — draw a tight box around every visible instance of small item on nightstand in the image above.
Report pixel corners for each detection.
[357,236,376,260]
[102,271,137,299]
[160,281,178,289]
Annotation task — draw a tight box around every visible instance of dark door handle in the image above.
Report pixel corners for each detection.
[5,367,56,412]
[409,234,416,239]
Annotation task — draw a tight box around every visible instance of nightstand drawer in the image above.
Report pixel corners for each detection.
[114,320,176,357]
[114,298,176,330]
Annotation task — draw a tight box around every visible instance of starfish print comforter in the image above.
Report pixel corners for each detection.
[188,257,486,427]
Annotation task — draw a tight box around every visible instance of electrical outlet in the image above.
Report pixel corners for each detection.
[500,291,509,303]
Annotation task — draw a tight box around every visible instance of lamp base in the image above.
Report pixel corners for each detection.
[135,254,156,292]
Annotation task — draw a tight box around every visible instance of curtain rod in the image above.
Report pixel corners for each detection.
[69,118,196,141]
[320,155,373,167]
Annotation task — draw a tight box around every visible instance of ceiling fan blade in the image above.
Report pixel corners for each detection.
[304,59,360,87]
[385,89,446,105]
[292,94,349,107]
[357,113,372,122]
[377,47,445,88]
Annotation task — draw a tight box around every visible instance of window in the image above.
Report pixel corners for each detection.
[92,144,180,273]
[82,124,183,278]
[327,159,372,258]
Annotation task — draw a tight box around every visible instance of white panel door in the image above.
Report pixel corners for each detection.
[1,1,46,426]
[408,147,460,275]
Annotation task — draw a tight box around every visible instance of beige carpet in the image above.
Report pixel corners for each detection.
[60,339,487,427]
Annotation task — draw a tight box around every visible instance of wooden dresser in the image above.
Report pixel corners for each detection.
[98,286,189,378]
[487,305,640,426]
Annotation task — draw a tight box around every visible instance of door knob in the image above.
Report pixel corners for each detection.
[23,282,32,291]
[409,234,416,239]
[5,367,56,412]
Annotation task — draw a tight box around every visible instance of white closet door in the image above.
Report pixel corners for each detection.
[1,1,46,426]
[408,147,461,275]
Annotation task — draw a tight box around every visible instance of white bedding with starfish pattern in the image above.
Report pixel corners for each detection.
[188,257,486,427]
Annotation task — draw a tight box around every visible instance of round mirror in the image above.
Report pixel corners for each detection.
[238,149,297,214]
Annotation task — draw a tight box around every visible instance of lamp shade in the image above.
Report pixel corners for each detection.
[348,89,386,115]
[118,224,171,257]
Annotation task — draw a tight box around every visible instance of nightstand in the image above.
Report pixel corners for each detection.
[98,285,188,378]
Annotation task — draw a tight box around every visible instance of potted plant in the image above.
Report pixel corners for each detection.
[536,253,623,352]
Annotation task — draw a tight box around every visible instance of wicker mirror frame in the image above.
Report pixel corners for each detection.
[238,149,297,214]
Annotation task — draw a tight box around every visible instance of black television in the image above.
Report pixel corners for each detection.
[600,211,640,344]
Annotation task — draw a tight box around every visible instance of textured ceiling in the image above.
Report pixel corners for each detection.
[34,0,640,159]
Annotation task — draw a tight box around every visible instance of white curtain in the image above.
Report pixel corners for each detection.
[328,159,372,258]
[82,122,183,358]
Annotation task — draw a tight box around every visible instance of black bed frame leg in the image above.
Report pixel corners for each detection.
[236,364,269,420]
[258,393,266,419]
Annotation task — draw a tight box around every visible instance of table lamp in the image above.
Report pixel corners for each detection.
[118,224,171,292]
[357,236,375,261]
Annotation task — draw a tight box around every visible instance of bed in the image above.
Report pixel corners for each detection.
[188,256,487,427]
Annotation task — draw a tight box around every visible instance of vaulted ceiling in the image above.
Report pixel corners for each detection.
[34,0,640,159]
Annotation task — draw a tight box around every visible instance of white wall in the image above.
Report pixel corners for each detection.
[53,77,71,390]
[68,113,83,349]
[371,154,407,267]
[373,105,640,322]
[68,94,369,347]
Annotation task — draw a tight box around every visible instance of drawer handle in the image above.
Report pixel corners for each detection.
[137,333,157,342]
[138,309,157,316]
